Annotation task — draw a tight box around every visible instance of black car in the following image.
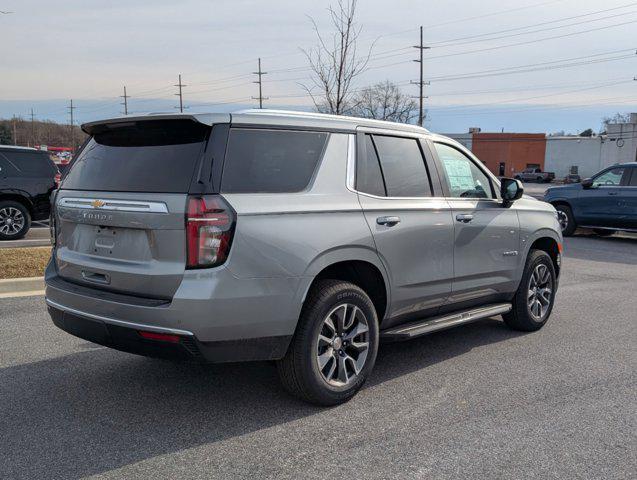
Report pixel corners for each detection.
[0,146,58,240]
[544,162,637,236]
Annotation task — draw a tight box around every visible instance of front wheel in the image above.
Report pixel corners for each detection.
[503,250,557,332]
[277,280,379,406]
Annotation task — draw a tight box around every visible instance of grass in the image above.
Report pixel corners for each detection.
[0,247,51,279]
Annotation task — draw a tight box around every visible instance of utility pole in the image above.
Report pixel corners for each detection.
[411,26,430,127]
[174,74,187,112]
[68,99,77,152]
[252,58,268,109]
[12,115,17,145]
[30,109,35,147]
[120,86,130,115]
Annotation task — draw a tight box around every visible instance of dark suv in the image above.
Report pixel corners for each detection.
[544,162,637,236]
[0,146,58,240]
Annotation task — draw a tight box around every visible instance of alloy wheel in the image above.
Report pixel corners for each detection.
[527,263,553,322]
[556,210,568,232]
[0,207,25,236]
[316,303,370,387]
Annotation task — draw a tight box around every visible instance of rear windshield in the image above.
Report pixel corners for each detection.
[0,150,57,177]
[62,120,209,193]
[221,129,328,193]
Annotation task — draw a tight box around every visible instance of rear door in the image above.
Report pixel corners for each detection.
[618,167,637,229]
[431,141,520,306]
[355,131,454,325]
[54,118,220,299]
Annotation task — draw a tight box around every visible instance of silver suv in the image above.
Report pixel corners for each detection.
[46,110,562,405]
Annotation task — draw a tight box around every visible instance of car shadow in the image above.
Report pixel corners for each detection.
[1,318,520,479]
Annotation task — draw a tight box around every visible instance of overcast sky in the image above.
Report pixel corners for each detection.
[1,0,636,132]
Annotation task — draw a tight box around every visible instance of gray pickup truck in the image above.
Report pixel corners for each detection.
[514,167,555,183]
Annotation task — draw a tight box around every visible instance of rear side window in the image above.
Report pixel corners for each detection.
[1,151,56,177]
[221,129,328,193]
[62,120,209,193]
[356,135,386,197]
[628,169,637,186]
[371,135,431,197]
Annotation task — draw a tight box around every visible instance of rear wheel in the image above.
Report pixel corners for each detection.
[503,250,557,332]
[593,229,614,237]
[554,204,576,237]
[0,201,31,240]
[277,280,379,406]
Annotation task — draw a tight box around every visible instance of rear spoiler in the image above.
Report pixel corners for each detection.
[81,113,231,135]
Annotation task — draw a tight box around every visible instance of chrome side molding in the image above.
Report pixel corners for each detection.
[58,197,169,213]
[381,303,512,340]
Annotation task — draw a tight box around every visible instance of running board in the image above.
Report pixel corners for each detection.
[381,303,512,341]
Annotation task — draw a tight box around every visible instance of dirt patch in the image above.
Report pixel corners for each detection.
[0,247,51,279]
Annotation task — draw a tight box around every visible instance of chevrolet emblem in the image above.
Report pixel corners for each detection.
[91,199,106,208]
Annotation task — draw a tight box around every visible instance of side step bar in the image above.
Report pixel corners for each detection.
[381,303,512,341]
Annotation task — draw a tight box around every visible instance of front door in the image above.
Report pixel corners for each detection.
[576,166,627,228]
[431,142,520,307]
[355,132,454,325]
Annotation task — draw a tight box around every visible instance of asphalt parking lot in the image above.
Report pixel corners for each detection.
[1,234,635,479]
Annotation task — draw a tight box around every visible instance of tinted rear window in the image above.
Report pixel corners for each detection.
[62,120,209,193]
[372,135,431,197]
[1,150,56,177]
[221,129,328,193]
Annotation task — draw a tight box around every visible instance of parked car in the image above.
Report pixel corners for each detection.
[514,167,555,183]
[45,110,562,405]
[545,162,637,236]
[0,145,58,240]
[563,174,581,184]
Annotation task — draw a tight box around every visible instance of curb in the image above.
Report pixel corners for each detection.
[0,276,45,298]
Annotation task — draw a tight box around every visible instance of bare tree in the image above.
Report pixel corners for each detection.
[348,81,418,123]
[602,112,631,129]
[301,0,374,115]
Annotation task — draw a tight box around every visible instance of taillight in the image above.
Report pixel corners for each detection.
[54,172,61,188]
[186,195,236,269]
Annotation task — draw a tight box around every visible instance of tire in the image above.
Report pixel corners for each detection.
[536,176,544,183]
[554,204,576,237]
[0,200,31,240]
[593,229,614,237]
[277,279,379,406]
[503,250,557,332]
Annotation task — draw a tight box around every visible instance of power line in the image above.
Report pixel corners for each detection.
[411,26,430,126]
[120,86,130,115]
[252,58,268,109]
[174,74,187,112]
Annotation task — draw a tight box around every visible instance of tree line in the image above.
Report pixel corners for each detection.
[0,118,86,148]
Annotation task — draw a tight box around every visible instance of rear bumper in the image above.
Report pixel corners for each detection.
[47,299,291,363]
[44,259,300,362]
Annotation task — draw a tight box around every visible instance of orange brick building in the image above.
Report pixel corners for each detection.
[471,133,547,177]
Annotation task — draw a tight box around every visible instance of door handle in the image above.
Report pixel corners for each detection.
[376,216,401,226]
[455,214,474,223]
[608,191,619,196]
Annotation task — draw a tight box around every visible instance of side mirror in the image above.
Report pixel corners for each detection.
[581,178,593,189]
[500,178,523,206]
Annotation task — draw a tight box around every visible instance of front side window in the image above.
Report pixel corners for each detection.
[593,168,624,187]
[372,135,431,197]
[221,129,328,193]
[434,143,493,199]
